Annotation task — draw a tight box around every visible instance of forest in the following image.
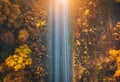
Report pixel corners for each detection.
[0,0,120,82]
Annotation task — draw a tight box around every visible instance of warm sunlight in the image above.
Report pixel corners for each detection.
[57,0,68,5]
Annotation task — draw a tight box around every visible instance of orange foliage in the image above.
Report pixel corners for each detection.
[18,29,29,43]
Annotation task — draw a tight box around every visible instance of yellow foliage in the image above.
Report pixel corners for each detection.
[85,9,90,15]
[108,50,119,55]
[114,70,120,77]
[15,44,32,55]
[14,64,22,71]
[5,44,32,71]
[19,53,27,58]
[18,29,29,43]
[108,49,120,60]
[36,20,46,28]
[108,49,120,77]
[36,22,41,28]
[25,58,32,65]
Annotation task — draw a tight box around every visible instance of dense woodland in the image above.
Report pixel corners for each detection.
[0,0,120,82]
[72,0,120,82]
[0,0,48,82]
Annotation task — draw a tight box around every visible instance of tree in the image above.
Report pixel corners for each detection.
[0,0,21,28]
